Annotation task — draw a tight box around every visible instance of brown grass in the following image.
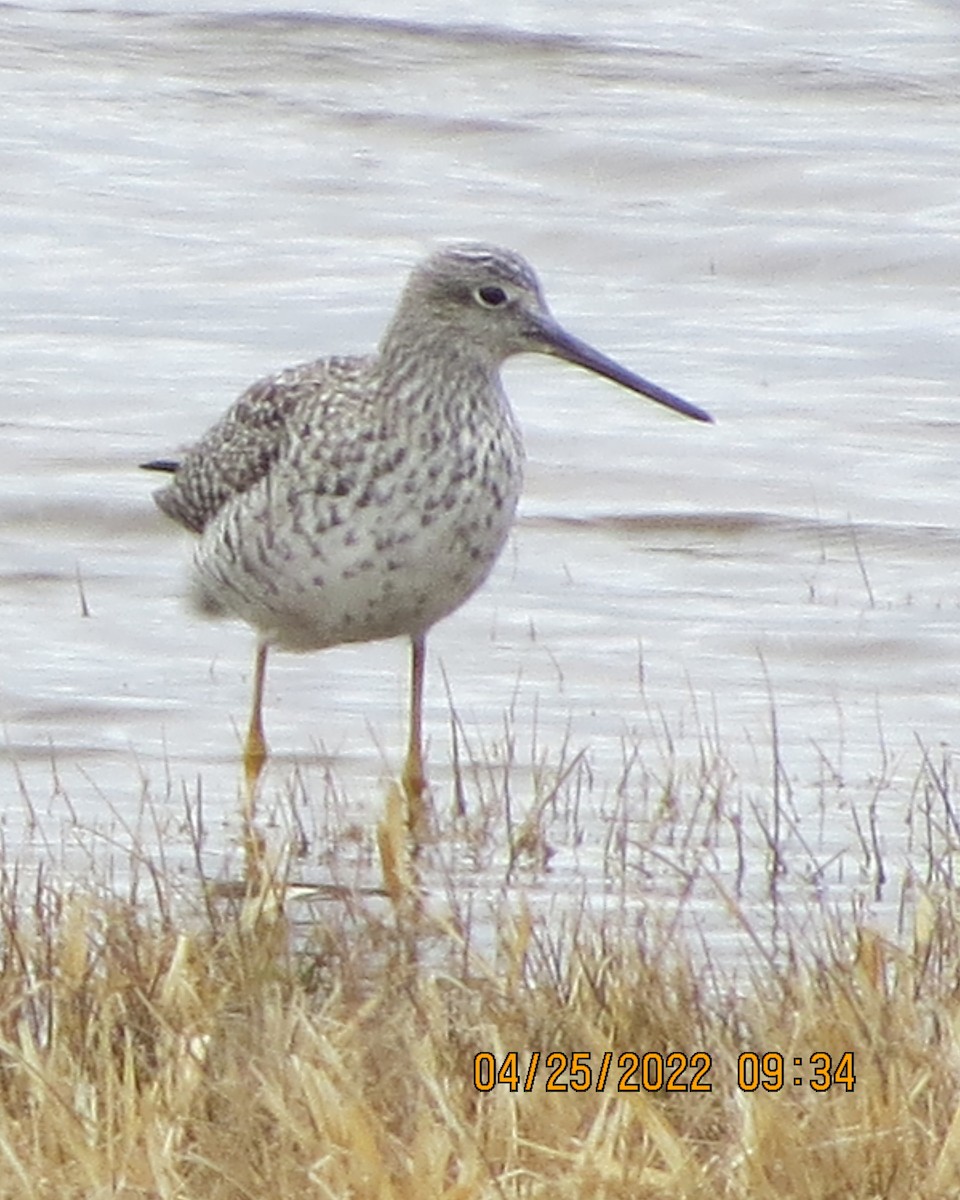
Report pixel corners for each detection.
[0,720,957,1197]
[0,831,955,1197]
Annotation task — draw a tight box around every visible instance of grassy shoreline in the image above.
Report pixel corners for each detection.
[0,716,957,1196]
[0,781,956,1199]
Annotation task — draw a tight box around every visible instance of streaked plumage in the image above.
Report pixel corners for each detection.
[147,243,711,803]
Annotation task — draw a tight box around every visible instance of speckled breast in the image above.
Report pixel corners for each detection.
[188,401,524,653]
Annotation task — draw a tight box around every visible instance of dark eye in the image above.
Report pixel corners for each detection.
[475,285,508,309]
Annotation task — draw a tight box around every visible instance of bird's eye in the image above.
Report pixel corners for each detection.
[475,285,508,309]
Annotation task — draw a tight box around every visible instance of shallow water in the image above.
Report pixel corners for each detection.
[2,0,959,954]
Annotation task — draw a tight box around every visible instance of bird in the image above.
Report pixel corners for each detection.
[144,242,712,812]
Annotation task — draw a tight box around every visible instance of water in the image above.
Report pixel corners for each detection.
[2,0,959,956]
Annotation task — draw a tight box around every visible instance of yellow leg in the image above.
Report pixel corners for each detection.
[243,641,269,803]
[400,633,428,827]
[379,635,429,902]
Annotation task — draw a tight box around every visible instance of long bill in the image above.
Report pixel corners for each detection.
[532,316,714,424]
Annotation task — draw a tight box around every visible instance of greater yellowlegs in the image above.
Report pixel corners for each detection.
[145,243,711,802]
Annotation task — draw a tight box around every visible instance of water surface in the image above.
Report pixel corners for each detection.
[2,0,959,957]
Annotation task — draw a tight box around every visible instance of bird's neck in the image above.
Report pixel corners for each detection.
[375,321,504,424]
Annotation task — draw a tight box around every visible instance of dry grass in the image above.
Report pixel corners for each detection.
[0,717,958,1197]
[0,828,956,1197]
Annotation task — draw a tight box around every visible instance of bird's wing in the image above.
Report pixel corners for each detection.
[149,356,368,534]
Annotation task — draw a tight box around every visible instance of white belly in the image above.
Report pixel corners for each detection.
[188,430,523,652]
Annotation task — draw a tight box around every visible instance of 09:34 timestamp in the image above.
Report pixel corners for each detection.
[473,1050,856,1094]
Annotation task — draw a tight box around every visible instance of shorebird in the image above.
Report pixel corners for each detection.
[145,243,711,806]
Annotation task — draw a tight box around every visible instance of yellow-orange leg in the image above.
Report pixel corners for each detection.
[243,641,269,807]
[400,633,428,829]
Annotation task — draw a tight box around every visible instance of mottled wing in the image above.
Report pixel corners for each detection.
[151,356,368,534]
